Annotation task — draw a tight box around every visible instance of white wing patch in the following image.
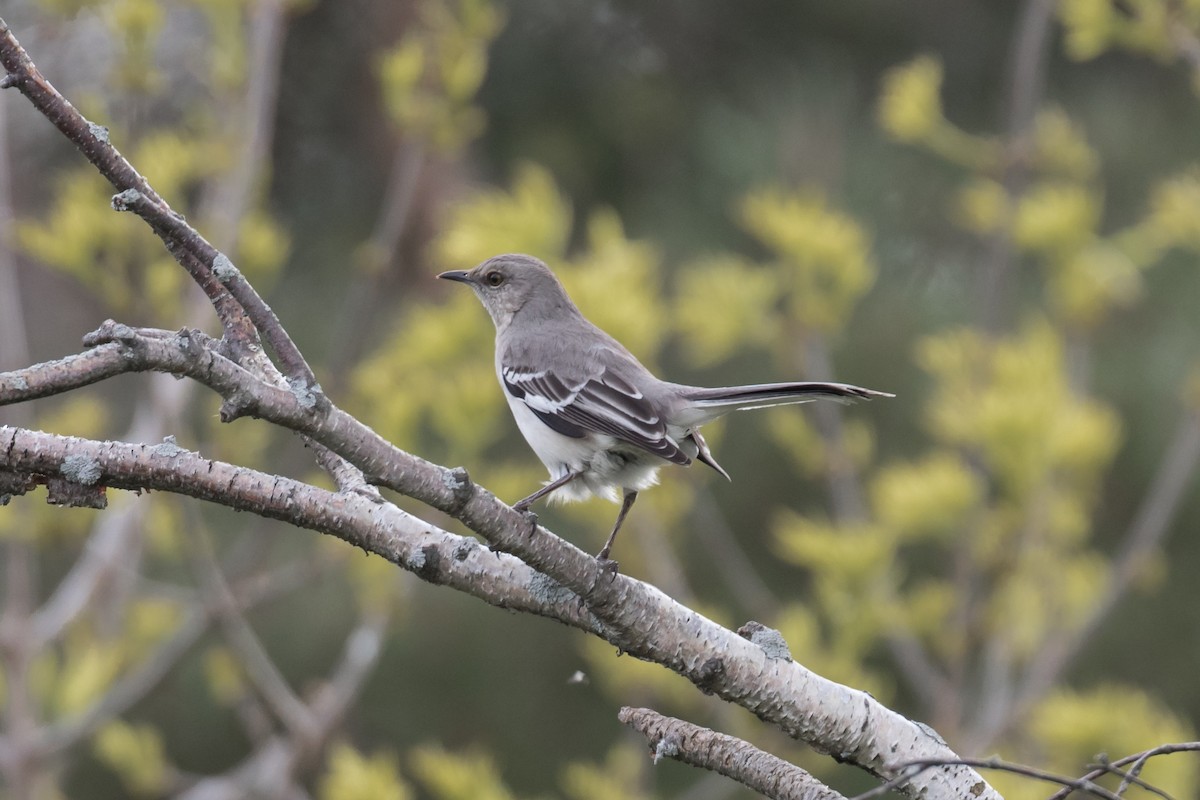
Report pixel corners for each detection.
[501,364,689,465]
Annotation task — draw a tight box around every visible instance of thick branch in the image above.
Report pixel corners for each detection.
[0,426,595,632]
[0,325,997,798]
[619,707,846,800]
[0,416,997,800]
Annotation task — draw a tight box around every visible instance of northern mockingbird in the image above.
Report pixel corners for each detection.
[440,253,891,566]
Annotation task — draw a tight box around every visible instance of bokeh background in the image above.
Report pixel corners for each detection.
[2,0,1200,798]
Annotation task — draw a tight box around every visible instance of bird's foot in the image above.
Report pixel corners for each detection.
[517,508,539,536]
[595,555,620,581]
[512,498,536,520]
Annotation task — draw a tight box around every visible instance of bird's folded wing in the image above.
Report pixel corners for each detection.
[502,365,689,465]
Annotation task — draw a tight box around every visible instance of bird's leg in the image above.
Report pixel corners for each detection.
[512,472,578,536]
[596,489,638,576]
[513,471,578,511]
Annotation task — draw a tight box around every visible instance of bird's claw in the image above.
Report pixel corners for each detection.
[596,556,620,581]
[513,506,537,537]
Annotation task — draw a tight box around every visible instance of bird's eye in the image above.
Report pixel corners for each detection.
[485,271,504,287]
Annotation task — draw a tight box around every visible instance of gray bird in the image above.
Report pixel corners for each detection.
[439,253,892,566]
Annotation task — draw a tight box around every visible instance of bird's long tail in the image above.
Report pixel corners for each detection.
[673,381,893,426]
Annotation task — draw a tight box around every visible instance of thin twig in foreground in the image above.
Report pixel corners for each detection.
[856,756,1129,800]
[1047,742,1200,800]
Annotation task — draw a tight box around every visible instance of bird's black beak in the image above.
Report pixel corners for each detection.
[437,270,473,284]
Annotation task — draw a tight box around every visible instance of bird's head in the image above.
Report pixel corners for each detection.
[438,253,575,330]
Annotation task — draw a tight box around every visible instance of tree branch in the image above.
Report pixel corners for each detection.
[619,706,846,800]
[33,557,322,758]
[172,609,392,799]
[0,14,1002,796]
[0,60,41,800]
[0,425,593,630]
[978,0,1057,332]
[1046,742,1200,800]
[1009,411,1200,735]
[858,757,1127,800]
[0,17,312,387]
[184,524,319,743]
[0,324,998,798]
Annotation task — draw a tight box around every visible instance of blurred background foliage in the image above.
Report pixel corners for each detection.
[3,0,1200,798]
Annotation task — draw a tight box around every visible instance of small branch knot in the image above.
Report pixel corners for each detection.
[87,121,110,143]
[150,435,184,459]
[219,392,258,423]
[211,252,240,284]
[110,188,143,212]
[695,657,726,695]
[443,466,474,513]
[61,454,102,486]
[172,327,212,359]
[652,733,682,764]
[287,376,324,413]
[736,621,793,662]
[83,319,140,347]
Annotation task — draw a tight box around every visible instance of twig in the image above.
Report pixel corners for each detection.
[619,707,846,800]
[632,503,700,609]
[801,334,949,712]
[977,0,1057,332]
[0,19,242,333]
[173,613,390,800]
[0,17,315,390]
[804,335,869,522]
[183,521,319,743]
[1046,742,1200,800]
[33,557,331,758]
[1013,412,1200,727]
[1110,756,1174,800]
[0,52,40,800]
[29,364,193,648]
[111,190,313,389]
[689,490,779,616]
[197,0,288,255]
[297,611,390,753]
[35,610,210,757]
[327,140,426,388]
[856,756,1124,800]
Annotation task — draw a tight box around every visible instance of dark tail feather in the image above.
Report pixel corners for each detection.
[676,381,893,425]
[683,381,892,405]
